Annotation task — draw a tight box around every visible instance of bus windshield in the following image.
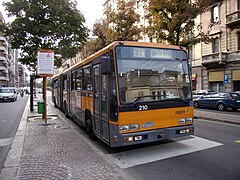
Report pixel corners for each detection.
[116,46,191,104]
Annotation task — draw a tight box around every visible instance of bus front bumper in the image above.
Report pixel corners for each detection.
[110,125,194,147]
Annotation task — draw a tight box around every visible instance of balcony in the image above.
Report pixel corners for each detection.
[0,36,7,42]
[0,56,6,61]
[226,10,240,29]
[202,52,227,69]
[0,76,9,81]
[0,46,6,51]
[0,66,8,72]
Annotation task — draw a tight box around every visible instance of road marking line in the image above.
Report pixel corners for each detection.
[0,138,13,147]
[235,140,240,143]
[107,136,223,169]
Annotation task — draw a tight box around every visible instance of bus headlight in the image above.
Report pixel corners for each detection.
[120,124,140,132]
[179,118,186,124]
[119,125,129,132]
[186,118,193,123]
[130,124,139,130]
[179,118,193,124]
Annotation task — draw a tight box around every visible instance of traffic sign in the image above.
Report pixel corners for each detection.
[223,75,229,85]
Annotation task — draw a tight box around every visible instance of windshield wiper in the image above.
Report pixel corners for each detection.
[131,95,166,107]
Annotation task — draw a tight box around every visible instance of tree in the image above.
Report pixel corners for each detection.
[3,0,88,70]
[144,0,214,47]
[92,0,142,50]
[92,19,109,51]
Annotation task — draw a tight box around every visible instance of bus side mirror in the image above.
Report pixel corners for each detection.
[101,58,110,75]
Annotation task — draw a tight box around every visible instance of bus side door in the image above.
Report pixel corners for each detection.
[93,63,110,143]
[67,73,72,115]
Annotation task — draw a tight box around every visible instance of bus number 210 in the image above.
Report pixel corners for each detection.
[139,105,148,111]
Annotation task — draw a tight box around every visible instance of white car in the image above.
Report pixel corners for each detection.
[192,90,215,100]
[0,87,18,102]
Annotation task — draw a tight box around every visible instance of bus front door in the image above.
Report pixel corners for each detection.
[67,73,72,115]
[93,64,110,142]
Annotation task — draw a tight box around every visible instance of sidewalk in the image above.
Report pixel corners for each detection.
[194,109,240,125]
[0,96,127,180]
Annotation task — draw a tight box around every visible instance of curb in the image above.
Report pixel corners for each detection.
[0,97,29,180]
[195,115,240,125]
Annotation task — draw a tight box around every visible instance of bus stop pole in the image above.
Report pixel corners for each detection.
[42,77,47,123]
[30,77,34,112]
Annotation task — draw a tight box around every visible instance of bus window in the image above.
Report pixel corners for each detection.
[115,46,191,104]
[63,75,67,90]
[83,64,93,91]
[71,72,75,91]
[75,69,82,90]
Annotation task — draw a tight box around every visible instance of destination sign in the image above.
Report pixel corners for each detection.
[150,49,172,59]
[133,48,145,58]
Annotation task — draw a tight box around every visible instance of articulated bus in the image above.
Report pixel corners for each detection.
[52,41,194,147]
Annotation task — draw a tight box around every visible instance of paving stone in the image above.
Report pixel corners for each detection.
[17,116,126,180]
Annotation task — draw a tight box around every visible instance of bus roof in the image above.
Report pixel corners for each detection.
[53,41,186,77]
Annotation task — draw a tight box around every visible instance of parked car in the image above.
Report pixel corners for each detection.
[193,92,240,111]
[234,91,240,95]
[192,90,215,100]
[0,87,18,102]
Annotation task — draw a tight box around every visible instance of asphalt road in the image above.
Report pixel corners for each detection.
[120,119,240,180]
[0,95,28,170]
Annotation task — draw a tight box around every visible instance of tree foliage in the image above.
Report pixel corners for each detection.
[144,0,214,47]
[92,0,142,50]
[3,0,88,70]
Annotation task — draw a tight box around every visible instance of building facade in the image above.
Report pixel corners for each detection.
[0,12,9,87]
[18,63,27,87]
[0,12,20,87]
[200,0,240,92]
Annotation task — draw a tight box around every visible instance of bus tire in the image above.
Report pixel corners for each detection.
[86,119,96,140]
[64,102,69,118]
[53,97,57,108]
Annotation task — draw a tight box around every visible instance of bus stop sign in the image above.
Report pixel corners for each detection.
[37,50,54,77]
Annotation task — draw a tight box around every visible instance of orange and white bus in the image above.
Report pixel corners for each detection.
[52,41,194,147]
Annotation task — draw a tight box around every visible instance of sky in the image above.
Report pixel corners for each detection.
[77,0,105,29]
[0,0,105,29]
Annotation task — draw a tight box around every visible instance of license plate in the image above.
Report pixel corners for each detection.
[134,136,142,141]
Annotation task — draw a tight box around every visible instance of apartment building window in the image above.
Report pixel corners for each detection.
[209,82,224,92]
[212,38,219,53]
[211,5,219,23]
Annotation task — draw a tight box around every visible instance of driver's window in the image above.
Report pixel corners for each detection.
[203,94,211,99]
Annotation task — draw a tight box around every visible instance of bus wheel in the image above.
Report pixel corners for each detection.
[86,119,96,140]
[53,97,57,108]
[64,103,69,118]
